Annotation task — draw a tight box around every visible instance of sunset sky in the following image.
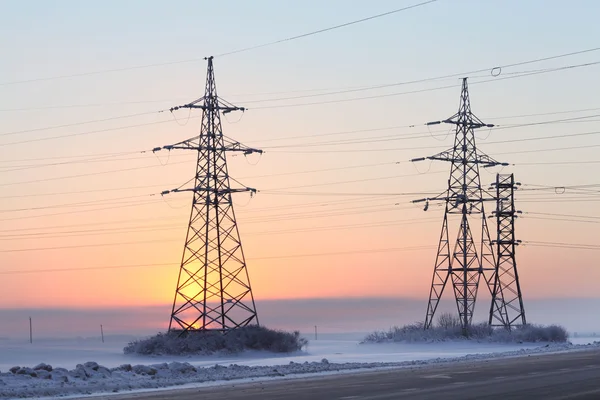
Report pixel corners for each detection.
[1,0,600,334]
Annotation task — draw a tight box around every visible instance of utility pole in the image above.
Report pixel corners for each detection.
[100,324,105,343]
[412,78,509,333]
[29,317,32,344]
[157,56,262,334]
[489,174,526,329]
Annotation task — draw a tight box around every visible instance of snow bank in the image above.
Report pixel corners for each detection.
[1,341,599,399]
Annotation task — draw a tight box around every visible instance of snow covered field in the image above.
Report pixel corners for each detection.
[1,334,599,399]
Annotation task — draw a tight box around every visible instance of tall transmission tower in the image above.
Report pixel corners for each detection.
[489,173,526,328]
[412,78,508,332]
[156,56,262,333]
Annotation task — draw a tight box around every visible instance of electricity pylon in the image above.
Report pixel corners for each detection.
[489,173,526,328]
[412,78,508,332]
[155,56,261,333]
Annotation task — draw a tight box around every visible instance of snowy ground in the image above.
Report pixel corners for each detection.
[1,335,599,399]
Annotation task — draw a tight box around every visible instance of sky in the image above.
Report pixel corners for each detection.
[1,0,600,335]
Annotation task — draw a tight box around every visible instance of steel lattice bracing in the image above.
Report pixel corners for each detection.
[160,57,261,333]
[412,78,508,331]
[489,174,526,328]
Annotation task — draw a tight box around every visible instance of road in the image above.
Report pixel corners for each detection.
[89,348,600,400]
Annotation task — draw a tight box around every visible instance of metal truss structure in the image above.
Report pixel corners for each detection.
[412,78,508,332]
[157,56,261,333]
[489,173,526,328]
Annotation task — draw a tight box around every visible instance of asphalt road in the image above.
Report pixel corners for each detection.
[91,348,600,400]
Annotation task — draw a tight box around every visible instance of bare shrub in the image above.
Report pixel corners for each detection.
[124,325,308,356]
[437,312,461,329]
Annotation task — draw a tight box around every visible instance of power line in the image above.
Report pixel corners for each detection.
[260,170,446,191]
[247,60,600,111]
[258,114,600,150]
[0,196,417,235]
[0,160,190,187]
[0,215,442,241]
[525,216,600,225]
[526,211,600,220]
[238,161,396,179]
[237,61,600,106]
[0,262,178,275]
[0,215,183,233]
[3,63,598,150]
[0,110,161,137]
[484,106,600,121]
[218,1,438,56]
[0,224,183,240]
[0,99,183,112]
[0,195,157,214]
[495,143,600,157]
[0,115,194,147]
[0,182,179,199]
[0,200,165,222]
[0,1,437,87]
[0,153,194,174]
[0,150,142,164]
[260,190,441,196]
[517,160,600,166]
[0,238,181,253]
[0,245,435,274]
[524,241,600,251]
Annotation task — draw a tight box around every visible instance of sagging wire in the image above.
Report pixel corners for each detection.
[478,125,494,141]
[153,150,171,166]
[426,123,453,142]
[223,109,245,124]
[233,191,255,208]
[161,196,188,210]
[170,107,192,126]
[244,151,263,166]
[410,158,433,174]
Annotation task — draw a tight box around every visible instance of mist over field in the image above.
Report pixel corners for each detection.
[2,297,599,339]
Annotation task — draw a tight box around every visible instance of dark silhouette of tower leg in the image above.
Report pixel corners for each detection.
[155,57,262,333]
[413,78,508,331]
[489,173,526,328]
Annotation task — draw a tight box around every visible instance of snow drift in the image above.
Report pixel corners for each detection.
[1,341,599,399]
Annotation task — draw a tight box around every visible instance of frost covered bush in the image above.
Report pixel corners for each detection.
[124,325,308,356]
[363,313,568,344]
[492,324,568,343]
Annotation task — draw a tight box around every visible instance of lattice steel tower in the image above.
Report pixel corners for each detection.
[157,56,261,333]
[412,78,508,331]
[489,173,526,328]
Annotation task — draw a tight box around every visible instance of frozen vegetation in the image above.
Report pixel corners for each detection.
[124,325,308,356]
[363,313,569,343]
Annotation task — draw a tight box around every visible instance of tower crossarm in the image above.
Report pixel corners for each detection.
[169,98,246,114]
[427,114,494,130]
[153,136,263,155]
[413,195,498,204]
[161,186,257,196]
[411,150,508,168]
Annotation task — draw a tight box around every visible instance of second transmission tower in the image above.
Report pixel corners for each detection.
[489,173,526,328]
[412,78,508,332]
